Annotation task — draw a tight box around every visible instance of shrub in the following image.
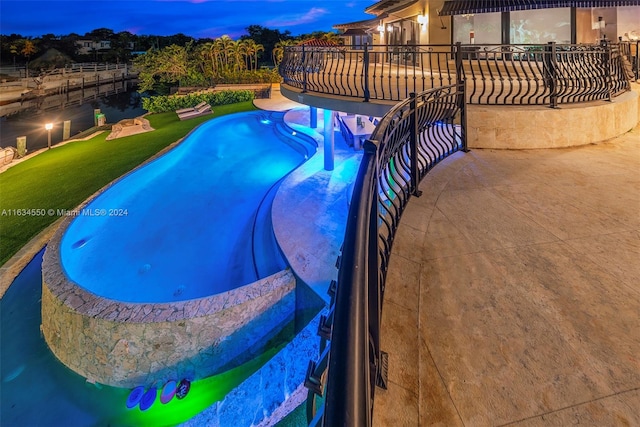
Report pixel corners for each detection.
[214,69,282,84]
[142,89,255,113]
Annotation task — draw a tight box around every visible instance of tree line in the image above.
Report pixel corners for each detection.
[0,25,340,69]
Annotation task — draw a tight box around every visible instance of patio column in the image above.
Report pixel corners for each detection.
[323,108,334,171]
[310,106,318,128]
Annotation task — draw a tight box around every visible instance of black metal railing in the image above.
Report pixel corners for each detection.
[619,40,640,80]
[280,42,634,108]
[293,39,637,427]
[304,83,466,426]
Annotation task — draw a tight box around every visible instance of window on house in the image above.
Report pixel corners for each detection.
[510,8,571,44]
[453,13,501,45]
[352,34,372,49]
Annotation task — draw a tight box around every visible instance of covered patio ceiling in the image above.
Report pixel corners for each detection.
[439,0,640,15]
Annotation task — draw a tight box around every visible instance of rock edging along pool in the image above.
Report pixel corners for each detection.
[41,111,317,387]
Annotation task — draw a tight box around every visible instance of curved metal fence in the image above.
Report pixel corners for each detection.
[280,41,634,107]
[304,83,466,426]
[295,39,637,427]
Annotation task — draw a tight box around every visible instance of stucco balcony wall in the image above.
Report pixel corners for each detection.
[467,88,639,149]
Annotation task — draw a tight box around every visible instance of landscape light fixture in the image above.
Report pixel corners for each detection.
[45,122,53,149]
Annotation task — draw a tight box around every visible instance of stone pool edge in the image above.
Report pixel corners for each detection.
[41,213,297,387]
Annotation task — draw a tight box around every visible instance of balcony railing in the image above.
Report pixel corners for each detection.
[280,41,635,108]
[292,40,637,427]
[620,40,640,80]
[304,83,466,426]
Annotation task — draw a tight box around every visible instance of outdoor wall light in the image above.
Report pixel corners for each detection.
[417,14,428,28]
[377,24,385,33]
[386,24,393,32]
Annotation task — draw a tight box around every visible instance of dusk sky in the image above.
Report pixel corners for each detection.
[0,0,375,39]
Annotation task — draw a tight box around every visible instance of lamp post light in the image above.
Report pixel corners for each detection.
[45,123,53,149]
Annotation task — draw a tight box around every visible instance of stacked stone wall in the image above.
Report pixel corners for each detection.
[41,240,296,388]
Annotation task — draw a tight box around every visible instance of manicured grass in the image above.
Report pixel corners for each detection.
[0,101,257,266]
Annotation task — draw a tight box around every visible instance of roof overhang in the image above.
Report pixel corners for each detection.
[342,28,370,36]
[439,0,640,15]
[333,17,382,31]
[365,0,419,15]
[297,39,341,47]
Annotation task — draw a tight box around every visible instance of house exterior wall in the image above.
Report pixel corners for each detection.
[343,2,639,47]
[617,6,640,40]
[429,0,451,45]
[450,6,640,45]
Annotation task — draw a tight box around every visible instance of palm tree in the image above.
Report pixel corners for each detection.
[232,40,246,72]
[20,39,38,78]
[242,39,264,71]
[217,35,235,72]
[254,43,265,70]
[272,39,296,67]
[195,42,215,79]
[322,31,343,46]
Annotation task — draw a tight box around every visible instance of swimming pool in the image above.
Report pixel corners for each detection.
[41,111,321,388]
[59,111,314,303]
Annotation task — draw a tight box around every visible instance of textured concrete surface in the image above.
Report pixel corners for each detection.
[272,101,363,303]
[265,84,639,425]
[467,89,639,149]
[373,125,640,426]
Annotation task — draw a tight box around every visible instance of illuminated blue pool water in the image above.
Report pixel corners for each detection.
[2,111,325,426]
[60,111,315,303]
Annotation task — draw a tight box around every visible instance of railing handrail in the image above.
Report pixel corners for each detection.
[280,42,635,108]
[305,83,467,426]
[296,40,637,427]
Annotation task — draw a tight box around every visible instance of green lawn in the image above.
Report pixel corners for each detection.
[0,101,257,266]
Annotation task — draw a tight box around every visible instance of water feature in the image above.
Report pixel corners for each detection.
[0,80,146,151]
[59,111,313,303]
[1,249,321,426]
[2,111,324,425]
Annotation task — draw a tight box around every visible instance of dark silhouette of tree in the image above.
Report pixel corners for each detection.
[241,25,293,66]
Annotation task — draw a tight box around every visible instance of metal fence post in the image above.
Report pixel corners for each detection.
[601,39,613,102]
[302,45,308,93]
[455,42,463,87]
[363,43,370,102]
[409,93,422,197]
[633,41,640,80]
[545,41,558,108]
[459,81,469,152]
[368,175,387,396]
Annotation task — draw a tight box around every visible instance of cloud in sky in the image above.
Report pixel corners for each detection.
[264,7,329,28]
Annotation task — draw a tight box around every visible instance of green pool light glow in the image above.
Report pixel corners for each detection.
[117,345,283,426]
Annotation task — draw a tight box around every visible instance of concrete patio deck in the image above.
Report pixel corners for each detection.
[372,126,640,426]
[263,87,640,425]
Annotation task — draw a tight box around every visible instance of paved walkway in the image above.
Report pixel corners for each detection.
[258,84,362,303]
[262,84,640,426]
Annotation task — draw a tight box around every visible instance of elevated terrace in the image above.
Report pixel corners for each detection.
[279,41,639,148]
[279,41,640,426]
